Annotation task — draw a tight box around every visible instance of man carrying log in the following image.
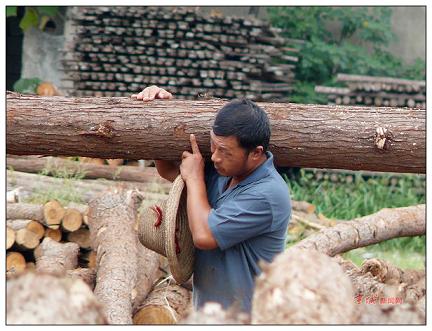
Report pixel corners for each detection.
[131,86,292,314]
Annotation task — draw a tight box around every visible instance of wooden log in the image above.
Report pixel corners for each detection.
[7,188,22,203]
[7,226,15,249]
[7,170,170,204]
[291,204,425,256]
[7,155,170,184]
[133,283,192,324]
[6,272,107,324]
[67,228,91,249]
[181,302,250,324]
[66,267,97,290]
[44,200,66,229]
[291,200,316,214]
[34,237,80,275]
[132,247,161,315]
[360,258,425,286]
[80,250,97,269]
[61,208,83,232]
[6,93,425,173]
[15,228,40,250]
[6,252,26,273]
[88,189,142,324]
[44,227,62,242]
[252,248,355,324]
[7,203,45,223]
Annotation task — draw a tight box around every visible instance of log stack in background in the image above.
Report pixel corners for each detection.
[315,73,426,109]
[61,6,299,102]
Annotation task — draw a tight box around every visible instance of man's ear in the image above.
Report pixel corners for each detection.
[251,146,264,160]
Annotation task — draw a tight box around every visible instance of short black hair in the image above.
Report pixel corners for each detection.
[212,98,271,152]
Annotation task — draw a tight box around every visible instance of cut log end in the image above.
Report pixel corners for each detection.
[43,200,65,227]
[133,306,178,324]
[7,252,26,273]
[7,226,16,249]
[62,208,83,232]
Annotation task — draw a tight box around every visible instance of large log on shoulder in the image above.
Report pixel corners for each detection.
[6,92,425,173]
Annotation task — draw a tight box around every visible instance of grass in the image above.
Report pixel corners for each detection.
[284,169,425,269]
[19,163,87,205]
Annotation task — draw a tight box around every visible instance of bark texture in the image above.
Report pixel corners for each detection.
[252,248,355,324]
[34,237,80,275]
[6,272,107,324]
[7,155,169,184]
[6,92,425,173]
[292,204,425,256]
[88,188,142,324]
[7,170,170,204]
[133,282,192,324]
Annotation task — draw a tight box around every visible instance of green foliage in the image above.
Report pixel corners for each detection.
[284,170,425,268]
[6,6,17,17]
[7,6,60,32]
[13,77,42,94]
[267,7,426,103]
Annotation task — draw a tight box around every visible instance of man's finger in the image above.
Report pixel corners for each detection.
[190,134,201,154]
[182,151,192,159]
[158,90,173,99]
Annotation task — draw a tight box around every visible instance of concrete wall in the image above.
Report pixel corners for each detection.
[19,6,425,88]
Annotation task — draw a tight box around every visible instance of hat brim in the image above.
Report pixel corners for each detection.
[164,175,195,284]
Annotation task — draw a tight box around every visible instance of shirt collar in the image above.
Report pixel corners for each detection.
[236,151,274,187]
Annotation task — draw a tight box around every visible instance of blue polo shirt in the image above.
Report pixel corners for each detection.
[192,151,291,313]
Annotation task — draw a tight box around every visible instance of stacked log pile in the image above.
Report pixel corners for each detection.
[315,73,426,109]
[61,6,299,101]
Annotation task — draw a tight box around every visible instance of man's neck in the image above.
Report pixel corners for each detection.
[231,153,268,186]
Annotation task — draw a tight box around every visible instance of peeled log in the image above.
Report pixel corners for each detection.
[6,92,425,173]
[252,248,355,324]
[7,155,169,184]
[88,188,142,324]
[6,272,107,324]
[292,204,425,256]
[34,237,80,275]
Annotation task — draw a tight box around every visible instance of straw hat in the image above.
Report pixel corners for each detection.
[138,175,194,284]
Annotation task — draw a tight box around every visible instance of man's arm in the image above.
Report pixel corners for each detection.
[181,134,218,250]
[131,86,179,182]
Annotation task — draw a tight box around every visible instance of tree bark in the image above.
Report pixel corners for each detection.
[66,267,97,290]
[133,282,192,324]
[7,155,169,184]
[360,258,425,286]
[34,238,80,275]
[88,188,142,324]
[6,272,107,324]
[6,92,425,173]
[291,204,425,256]
[132,247,161,315]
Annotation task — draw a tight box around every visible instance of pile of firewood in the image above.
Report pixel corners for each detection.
[315,73,426,109]
[61,6,299,101]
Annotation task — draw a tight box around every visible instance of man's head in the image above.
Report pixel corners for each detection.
[210,99,271,178]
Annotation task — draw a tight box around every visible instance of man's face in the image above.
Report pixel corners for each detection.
[210,130,251,177]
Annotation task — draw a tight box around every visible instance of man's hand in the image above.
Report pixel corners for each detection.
[180,134,205,184]
[130,85,173,101]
